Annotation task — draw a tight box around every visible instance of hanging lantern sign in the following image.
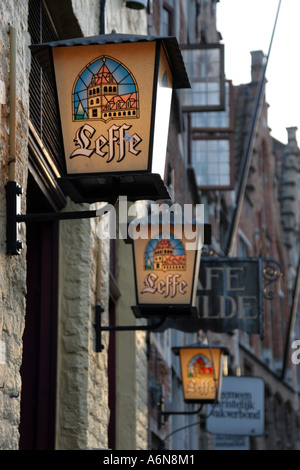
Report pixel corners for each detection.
[172,341,229,403]
[129,212,203,319]
[30,33,190,203]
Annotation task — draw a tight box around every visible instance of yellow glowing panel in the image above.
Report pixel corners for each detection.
[133,221,201,306]
[180,347,222,402]
[52,42,156,175]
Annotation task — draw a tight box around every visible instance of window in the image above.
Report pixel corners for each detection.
[190,81,234,189]
[191,82,231,129]
[192,139,231,187]
[180,44,225,112]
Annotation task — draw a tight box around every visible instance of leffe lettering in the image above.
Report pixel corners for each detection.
[187,378,216,395]
[70,123,142,162]
[141,273,187,298]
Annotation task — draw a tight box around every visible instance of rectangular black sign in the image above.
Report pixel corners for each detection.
[198,257,263,335]
[152,257,281,336]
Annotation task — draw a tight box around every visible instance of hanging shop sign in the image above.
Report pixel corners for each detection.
[130,213,203,319]
[198,257,263,334]
[206,376,265,436]
[148,256,281,335]
[197,256,282,335]
[172,341,229,403]
[30,33,190,203]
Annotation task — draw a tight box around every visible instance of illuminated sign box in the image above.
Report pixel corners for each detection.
[172,341,229,403]
[30,34,190,203]
[130,213,203,319]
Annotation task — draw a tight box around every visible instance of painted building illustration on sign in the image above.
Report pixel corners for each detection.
[188,354,213,378]
[72,55,139,123]
[144,234,186,272]
[185,352,217,398]
[51,41,173,175]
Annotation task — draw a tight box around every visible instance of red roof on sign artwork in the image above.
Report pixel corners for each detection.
[156,239,173,249]
[89,64,117,87]
[104,93,138,111]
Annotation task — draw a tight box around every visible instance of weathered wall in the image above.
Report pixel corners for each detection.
[106,0,147,35]
[56,201,110,449]
[0,0,30,450]
[55,0,109,450]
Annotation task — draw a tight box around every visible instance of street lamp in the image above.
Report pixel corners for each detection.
[129,211,204,319]
[173,341,229,403]
[6,33,190,255]
[29,33,190,204]
[157,340,229,427]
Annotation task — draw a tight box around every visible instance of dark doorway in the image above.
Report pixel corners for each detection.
[19,174,59,449]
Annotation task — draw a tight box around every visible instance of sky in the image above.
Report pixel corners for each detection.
[216,0,300,145]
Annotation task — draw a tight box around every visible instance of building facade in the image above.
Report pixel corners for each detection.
[0,0,299,451]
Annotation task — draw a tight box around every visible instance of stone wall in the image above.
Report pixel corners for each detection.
[0,0,31,450]
[56,201,111,449]
[55,0,109,450]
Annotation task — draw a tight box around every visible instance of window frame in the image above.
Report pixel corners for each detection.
[188,80,234,190]
[180,43,225,112]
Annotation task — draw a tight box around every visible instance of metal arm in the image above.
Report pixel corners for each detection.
[94,305,168,352]
[5,180,114,255]
[158,394,203,429]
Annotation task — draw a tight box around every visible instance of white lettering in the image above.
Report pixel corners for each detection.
[141,273,187,298]
[292,340,300,365]
[70,123,142,162]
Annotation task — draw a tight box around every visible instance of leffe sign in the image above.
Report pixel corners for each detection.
[51,40,172,176]
[131,215,203,318]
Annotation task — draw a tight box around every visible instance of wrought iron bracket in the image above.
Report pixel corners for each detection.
[5,181,115,255]
[262,257,283,300]
[157,394,203,429]
[94,305,168,352]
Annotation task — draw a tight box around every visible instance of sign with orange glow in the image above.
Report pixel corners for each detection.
[30,34,190,203]
[52,41,172,177]
[179,346,223,403]
[131,216,202,318]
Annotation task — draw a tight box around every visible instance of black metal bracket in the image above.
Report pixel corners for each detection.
[94,304,168,352]
[158,394,203,429]
[5,181,114,255]
[262,257,283,300]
